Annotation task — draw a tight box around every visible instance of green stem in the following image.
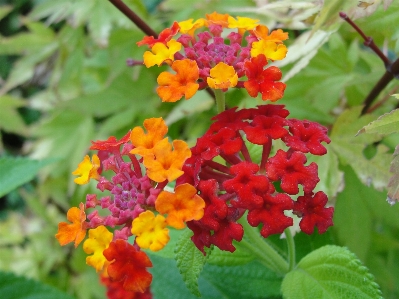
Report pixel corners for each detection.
[214,89,225,113]
[284,228,296,271]
[238,218,289,275]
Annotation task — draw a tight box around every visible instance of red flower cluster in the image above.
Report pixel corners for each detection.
[177,105,334,253]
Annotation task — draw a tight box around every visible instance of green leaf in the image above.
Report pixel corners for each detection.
[0,157,54,198]
[149,254,220,299]
[174,229,211,297]
[333,166,373,260]
[0,95,27,135]
[330,106,391,190]
[311,0,357,33]
[0,5,12,21]
[307,146,344,198]
[207,245,254,266]
[358,109,399,136]
[281,245,382,299]
[0,271,75,299]
[202,261,282,298]
[150,253,282,299]
[387,144,399,204]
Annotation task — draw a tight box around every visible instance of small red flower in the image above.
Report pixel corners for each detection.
[196,128,242,160]
[90,132,131,151]
[283,120,331,155]
[244,54,286,102]
[209,107,251,132]
[293,191,334,234]
[211,216,244,252]
[267,150,319,195]
[187,179,243,253]
[137,22,180,48]
[243,115,287,145]
[100,275,153,299]
[247,193,293,238]
[251,104,289,118]
[103,240,153,293]
[223,162,271,210]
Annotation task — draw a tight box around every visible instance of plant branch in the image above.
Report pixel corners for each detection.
[108,0,158,37]
[362,57,399,114]
[339,12,390,67]
[339,12,399,115]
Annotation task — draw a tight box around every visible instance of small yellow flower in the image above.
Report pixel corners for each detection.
[83,226,113,272]
[178,18,205,36]
[228,16,259,35]
[72,155,100,185]
[131,211,170,251]
[251,40,288,61]
[143,40,182,67]
[207,62,238,89]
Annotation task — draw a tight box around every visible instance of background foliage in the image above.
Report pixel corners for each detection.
[1,0,399,298]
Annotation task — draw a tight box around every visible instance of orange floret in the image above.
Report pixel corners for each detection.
[156,59,199,102]
[55,203,86,247]
[143,139,191,183]
[130,118,168,157]
[205,12,229,27]
[156,183,205,229]
[251,25,289,43]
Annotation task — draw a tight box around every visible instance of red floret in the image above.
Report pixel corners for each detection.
[267,150,319,195]
[293,191,334,234]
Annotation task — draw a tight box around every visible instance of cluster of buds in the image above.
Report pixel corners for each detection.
[138,12,288,102]
[56,118,205,296]
[56,12,334,297]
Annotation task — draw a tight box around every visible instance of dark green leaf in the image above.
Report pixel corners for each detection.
[0,271,75,299]
[0,157,54,198]
[174,229,211,297]
[282,245,382,299]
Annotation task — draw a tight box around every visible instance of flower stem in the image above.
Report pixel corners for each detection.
[238,218,289,275]
[214,89,225,113]
[108,0,158,37]
[284,228,296,271]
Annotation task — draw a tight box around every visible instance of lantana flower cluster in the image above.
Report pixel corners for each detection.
[56,12,335,297]
[138,12,288,102]
[177,105,334,253]
[56,118,205,296]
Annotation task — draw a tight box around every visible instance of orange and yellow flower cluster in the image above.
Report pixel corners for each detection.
[56,118,205,294]
[137,12,288,103]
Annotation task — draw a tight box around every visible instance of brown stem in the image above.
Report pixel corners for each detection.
[361,57,399,114]
[367,86,399,113]
[339,12,399,115]
[339,12,390,67]
[108,0,158,37]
